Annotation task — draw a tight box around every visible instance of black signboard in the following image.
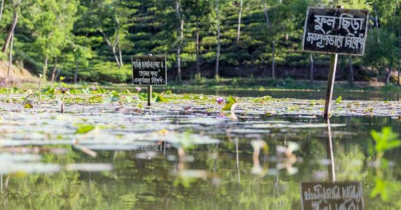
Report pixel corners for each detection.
[301,182,364,210]
[131,55,167,86]
[302,7,369,55]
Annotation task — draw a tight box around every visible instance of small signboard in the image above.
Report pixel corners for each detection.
[301,182,364,210]
[302,7,369,55]
[131,55,167,86]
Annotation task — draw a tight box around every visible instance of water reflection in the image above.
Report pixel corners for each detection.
[326,119,336,182]
[0,116,401,209]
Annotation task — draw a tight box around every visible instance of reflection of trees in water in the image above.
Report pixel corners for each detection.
[3,120,401,210]
[0,142,303,210]
[334,144,366,180]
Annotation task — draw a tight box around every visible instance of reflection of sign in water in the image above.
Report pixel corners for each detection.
[132,55,167,85]
[301,182,364,210]
[302,8,369,55]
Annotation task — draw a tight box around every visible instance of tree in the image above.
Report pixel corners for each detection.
[73,45,92,83]
[215,0,221,79]
[23,0,78,80]
[182,0,213,76]
[236,0,243,42]
[0,0,5,22]
[88,0,131,69]
[176,0,184,82]
[364,28,397,84]
[264,0,292,79]
[2,0,20,54]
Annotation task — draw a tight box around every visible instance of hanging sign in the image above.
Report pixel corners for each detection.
[131,55,167,86]
[302,7,369,55]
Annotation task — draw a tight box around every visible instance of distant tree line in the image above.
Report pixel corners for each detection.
[0,0,400,84]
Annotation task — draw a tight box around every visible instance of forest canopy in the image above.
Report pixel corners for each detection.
[0,0,400,83]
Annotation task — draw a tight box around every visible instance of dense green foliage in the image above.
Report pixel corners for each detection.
[0,0,400,83]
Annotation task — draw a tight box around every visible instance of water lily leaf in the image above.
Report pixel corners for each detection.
[222,95,236,111]
[75,124,96,134]
[125,95,133,103]
[335,96,342,104]
[156,95,168,102]
[60,82,68,88]
[252,95,273,103]
[24,103,33,109]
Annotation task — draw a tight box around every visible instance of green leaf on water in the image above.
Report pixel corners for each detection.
[125,95,133,103]
[251,95,273,103]
[24,103,33,109]
[335,96,342,104]
[60,82,68,88]
[75,123,96,134]
[165,90,172,95]
[156,95,168,102]
[222,95,237,111]
[138,93,148,101]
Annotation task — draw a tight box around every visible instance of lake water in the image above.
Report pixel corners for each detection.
[169,89,401,101]
[0,90,400,210]
[109,86,401,101]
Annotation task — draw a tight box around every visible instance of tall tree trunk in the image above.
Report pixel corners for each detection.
[43,56,48,81]
[115,16,122,68]
[175,1,183,82]
[264,4,275,79]
[236,0,243,42]
[215,0,221,79]
[113,47,120,68]
[0,0,4,21]
[118,44,123,67]
[7,32,14,79]
[399,31,401,86]
[2,8,18,54]
[98,29,120,68]
[196,21,200,75]
[310,54,314,82]
[272,41,275,79]
[55,68,62,80]
[385,62,393,84]
[385,70,392,84]
[348,56,354,84]
[398,64,401,86]
[74,60,79,83]
[117,30,123,67]
[51,57,58,82]
[263,3,270,27]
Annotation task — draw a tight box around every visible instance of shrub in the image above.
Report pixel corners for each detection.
[91,62,131,83]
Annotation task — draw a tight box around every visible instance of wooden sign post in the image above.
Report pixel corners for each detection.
[302,7,369,119]
[131,55,167,106]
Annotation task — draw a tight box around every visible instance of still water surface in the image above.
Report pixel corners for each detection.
[0,90,400,210]
[169,89,401,101]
